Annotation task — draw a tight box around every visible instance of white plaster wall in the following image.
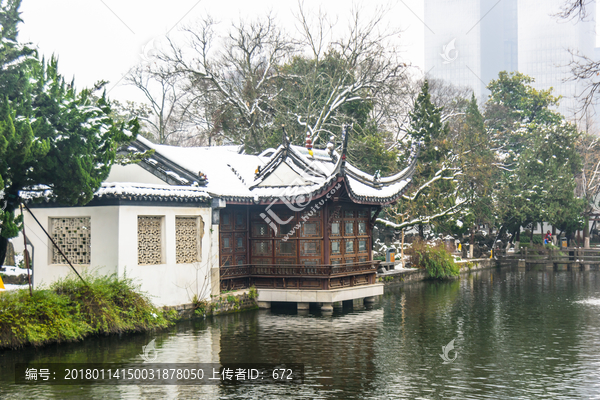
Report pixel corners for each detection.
[25,206,120,288]
[24,204,215,307]
[116,206,214,307]
[106,164,167,185]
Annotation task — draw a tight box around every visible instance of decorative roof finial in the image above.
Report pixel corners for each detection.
[326,135,337,161]
[373,170,381,184]
[305,132,313,157]
[340,124,351,173]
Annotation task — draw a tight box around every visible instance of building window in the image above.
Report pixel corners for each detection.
[235,211,245,229]
[235,233,246,251]
[302,221,320,237]
[222,234,232,251]
[358,221,367,235]
[138,216,163,265]
[345,221,354,236]
[331,221,341,236]
[276,241,296,256]
[346,239,354,253]
[176,216,203,264]
[50,217,91,265]
[252,223,270,237]
[358,239,367,252]
[253,240,272,256]
[301,240,321,256]
[331,240,341,255]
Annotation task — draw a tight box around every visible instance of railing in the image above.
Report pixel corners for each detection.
[220,260,380,291]
[496,246,600,264]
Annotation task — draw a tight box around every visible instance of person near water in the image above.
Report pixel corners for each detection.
[544,230,552,245]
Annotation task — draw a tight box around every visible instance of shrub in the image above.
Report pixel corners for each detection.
[405,240,460,279]
[0,273,173,349]
[531,234,544,245]
[248,286,258,300]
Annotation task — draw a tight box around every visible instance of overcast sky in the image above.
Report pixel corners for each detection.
[17,0,425,104]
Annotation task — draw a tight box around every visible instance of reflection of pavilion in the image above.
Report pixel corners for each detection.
[217,309,384,387]
[217,128,416,310]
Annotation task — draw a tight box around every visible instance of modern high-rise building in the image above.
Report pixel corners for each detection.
[518,0,596,121]
[424,0,596,123]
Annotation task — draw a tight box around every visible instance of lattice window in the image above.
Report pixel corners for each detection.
[51,217,91,265]
[330,221,341,236]
[138,216,163,265]
[358,221,367,235]
[176,217,202,264]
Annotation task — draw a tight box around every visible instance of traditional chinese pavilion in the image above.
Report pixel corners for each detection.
[201,127,414,310]
[24,127,415,310]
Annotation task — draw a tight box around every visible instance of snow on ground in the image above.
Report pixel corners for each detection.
[1,266,31,276]
[0,284,29,291]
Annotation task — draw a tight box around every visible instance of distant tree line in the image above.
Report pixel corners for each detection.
[123,4,597,248]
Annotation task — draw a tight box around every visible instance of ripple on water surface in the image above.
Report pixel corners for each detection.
[1,266,600,399]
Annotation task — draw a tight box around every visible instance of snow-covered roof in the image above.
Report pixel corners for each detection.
[23,182,211,204]
[131,131,416,205]
[97,182,211,202]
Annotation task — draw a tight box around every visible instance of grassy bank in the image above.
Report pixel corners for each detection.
[0,274,176,350]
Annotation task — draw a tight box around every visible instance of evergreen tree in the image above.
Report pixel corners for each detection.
[397,80,458,237]
[487,72,583,243]
[452,94,497,243]
[0,0,138,265]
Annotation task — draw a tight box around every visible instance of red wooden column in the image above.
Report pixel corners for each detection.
[324,201,330,266]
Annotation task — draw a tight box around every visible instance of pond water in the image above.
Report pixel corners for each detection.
[1,265,600,399]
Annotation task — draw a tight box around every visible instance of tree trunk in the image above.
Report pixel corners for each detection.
[400,215,405,267]
[470,226,475,258]
[515,229,520,251]
[400,229,405,268]
[0,236,8,268]
[552,226,556,246]
[418,224,424,239]
[584,216,590,248]
[530,223,535,245]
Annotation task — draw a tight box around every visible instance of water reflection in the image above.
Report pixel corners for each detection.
[1,266,599,399]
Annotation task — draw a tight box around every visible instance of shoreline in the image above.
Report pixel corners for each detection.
[0,260,498,352]
[376,258,498,286]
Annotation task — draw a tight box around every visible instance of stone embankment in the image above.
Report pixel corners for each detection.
[377,258,497,285]
[163,289,258,319]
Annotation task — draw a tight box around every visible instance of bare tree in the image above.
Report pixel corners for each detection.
[290,4,408,145]
[555,0,593,20]
[126,63,189,145]
[158,14,293,153]
[558,0,600,123]
[566,51,600,119]
[575,132,600,246]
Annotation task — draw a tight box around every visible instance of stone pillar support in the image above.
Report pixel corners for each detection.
[258,301,271,309]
